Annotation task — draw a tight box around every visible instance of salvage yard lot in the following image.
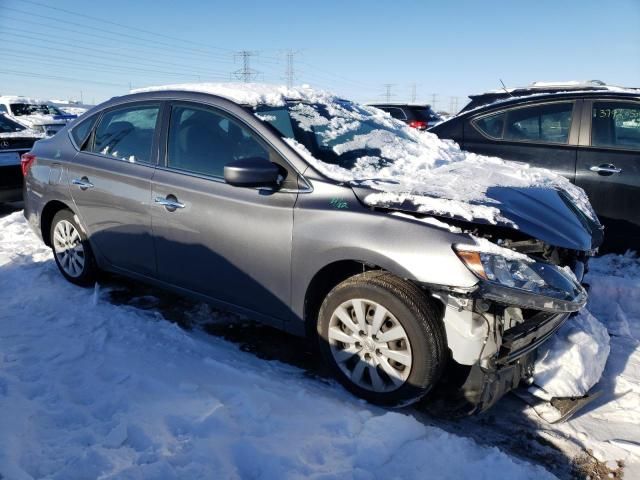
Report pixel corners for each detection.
[0,207,638,479]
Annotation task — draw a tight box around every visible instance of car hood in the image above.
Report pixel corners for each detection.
[351,183,603,251]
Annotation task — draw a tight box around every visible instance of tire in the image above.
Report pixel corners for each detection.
[317,271,447,407]
[50,209,98,287]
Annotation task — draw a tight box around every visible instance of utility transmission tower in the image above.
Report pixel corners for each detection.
[430,93,438,110]
[410,83,417,103]
[284,50,299,88]
[233,50,260,83]
[383,84,395,102]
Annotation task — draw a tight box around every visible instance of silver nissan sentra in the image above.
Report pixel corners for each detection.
[22,84,602,413]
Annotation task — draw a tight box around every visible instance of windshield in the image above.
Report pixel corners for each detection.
[10,103,64,116]
[254,100,416,170]
[0,114,26,134]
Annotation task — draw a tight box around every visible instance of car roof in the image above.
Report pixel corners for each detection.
[457,85,640,116]
[368,103,433,109]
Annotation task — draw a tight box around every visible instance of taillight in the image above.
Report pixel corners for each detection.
[21,153,36,176]
[408,120,427,130]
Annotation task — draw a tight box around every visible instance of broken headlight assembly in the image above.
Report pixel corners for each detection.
[454,246,587,312]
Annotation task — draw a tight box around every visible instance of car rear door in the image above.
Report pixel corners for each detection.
[67,102,161,276]
[150,100,298,326]
[576,98,640,249]
[463,100,581,181]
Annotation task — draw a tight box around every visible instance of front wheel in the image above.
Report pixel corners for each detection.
[50,209,97,287]
[317,271,447,407]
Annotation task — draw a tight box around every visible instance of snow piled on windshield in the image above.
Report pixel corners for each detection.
[132,83,597,226]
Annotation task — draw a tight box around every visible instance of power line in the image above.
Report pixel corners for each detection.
[16,0,235,54]
[233,51,260,83]
[430,93,438,110]
[2,6,233,63]
[0,68,129,88]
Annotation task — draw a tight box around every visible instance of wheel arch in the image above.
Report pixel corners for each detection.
[41,200,73,247]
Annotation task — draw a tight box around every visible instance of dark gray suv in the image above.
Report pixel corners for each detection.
[23,84,602,413]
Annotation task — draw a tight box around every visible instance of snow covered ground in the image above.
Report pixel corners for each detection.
[0,209,638,479]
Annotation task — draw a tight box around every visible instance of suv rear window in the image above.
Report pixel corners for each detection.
[411,107,440,122]
[592,101,640,150]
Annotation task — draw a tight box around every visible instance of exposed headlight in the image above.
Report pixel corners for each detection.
[454,247,586,309]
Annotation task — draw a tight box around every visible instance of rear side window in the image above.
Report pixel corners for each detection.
[474,112,506,139]
[474,103,574,143]
[167,104,269,178]
[91,105,159,164]
[591,101,640,150]
[504,103,573,143]
[0,104,7,113]
[71,115,97,148]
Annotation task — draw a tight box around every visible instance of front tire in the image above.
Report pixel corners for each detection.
[317,271,447,407]
[50,209,97,287]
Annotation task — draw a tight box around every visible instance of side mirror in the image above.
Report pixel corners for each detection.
[224,157,281,188]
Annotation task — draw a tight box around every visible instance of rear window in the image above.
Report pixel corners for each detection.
[411,107,440,122]
[10,103,63,116]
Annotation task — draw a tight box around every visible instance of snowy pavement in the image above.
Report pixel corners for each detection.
[0,209,638,479]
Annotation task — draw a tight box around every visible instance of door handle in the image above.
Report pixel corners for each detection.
[72,177,94,190]
[589,164,622,175]
[154,195,185,211]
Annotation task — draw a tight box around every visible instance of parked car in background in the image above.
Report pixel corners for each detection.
[368,103,442,130]
[22,83,601,414]
[430,81,640,251]
[0,96,77,137]
[0,114,43,203]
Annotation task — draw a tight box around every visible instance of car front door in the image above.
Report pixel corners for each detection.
[464,100,580,181]
[67,102,161,276]
[576,99,640,249]
[150,101,298,325]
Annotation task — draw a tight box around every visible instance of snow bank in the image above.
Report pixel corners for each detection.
[0,212,554,479]
[534,309,610,397]
[132,82,596,227]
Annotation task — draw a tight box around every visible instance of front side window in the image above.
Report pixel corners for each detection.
[167,104,269,178]
[0,104,7,113]
[503,102,574,143]
[91,105,159,164]
[591,101,640,150]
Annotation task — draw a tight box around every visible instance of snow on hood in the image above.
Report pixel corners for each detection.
[132,83,598,230]
[0,129,44,138]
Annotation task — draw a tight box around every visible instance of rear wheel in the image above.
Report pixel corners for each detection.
[50,209,97,286]
[317,271,447,406]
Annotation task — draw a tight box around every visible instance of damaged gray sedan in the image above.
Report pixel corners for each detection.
[22,84,603,413]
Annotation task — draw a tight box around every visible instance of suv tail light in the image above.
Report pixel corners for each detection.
[408,120,427,130]
[21,153,36,176]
